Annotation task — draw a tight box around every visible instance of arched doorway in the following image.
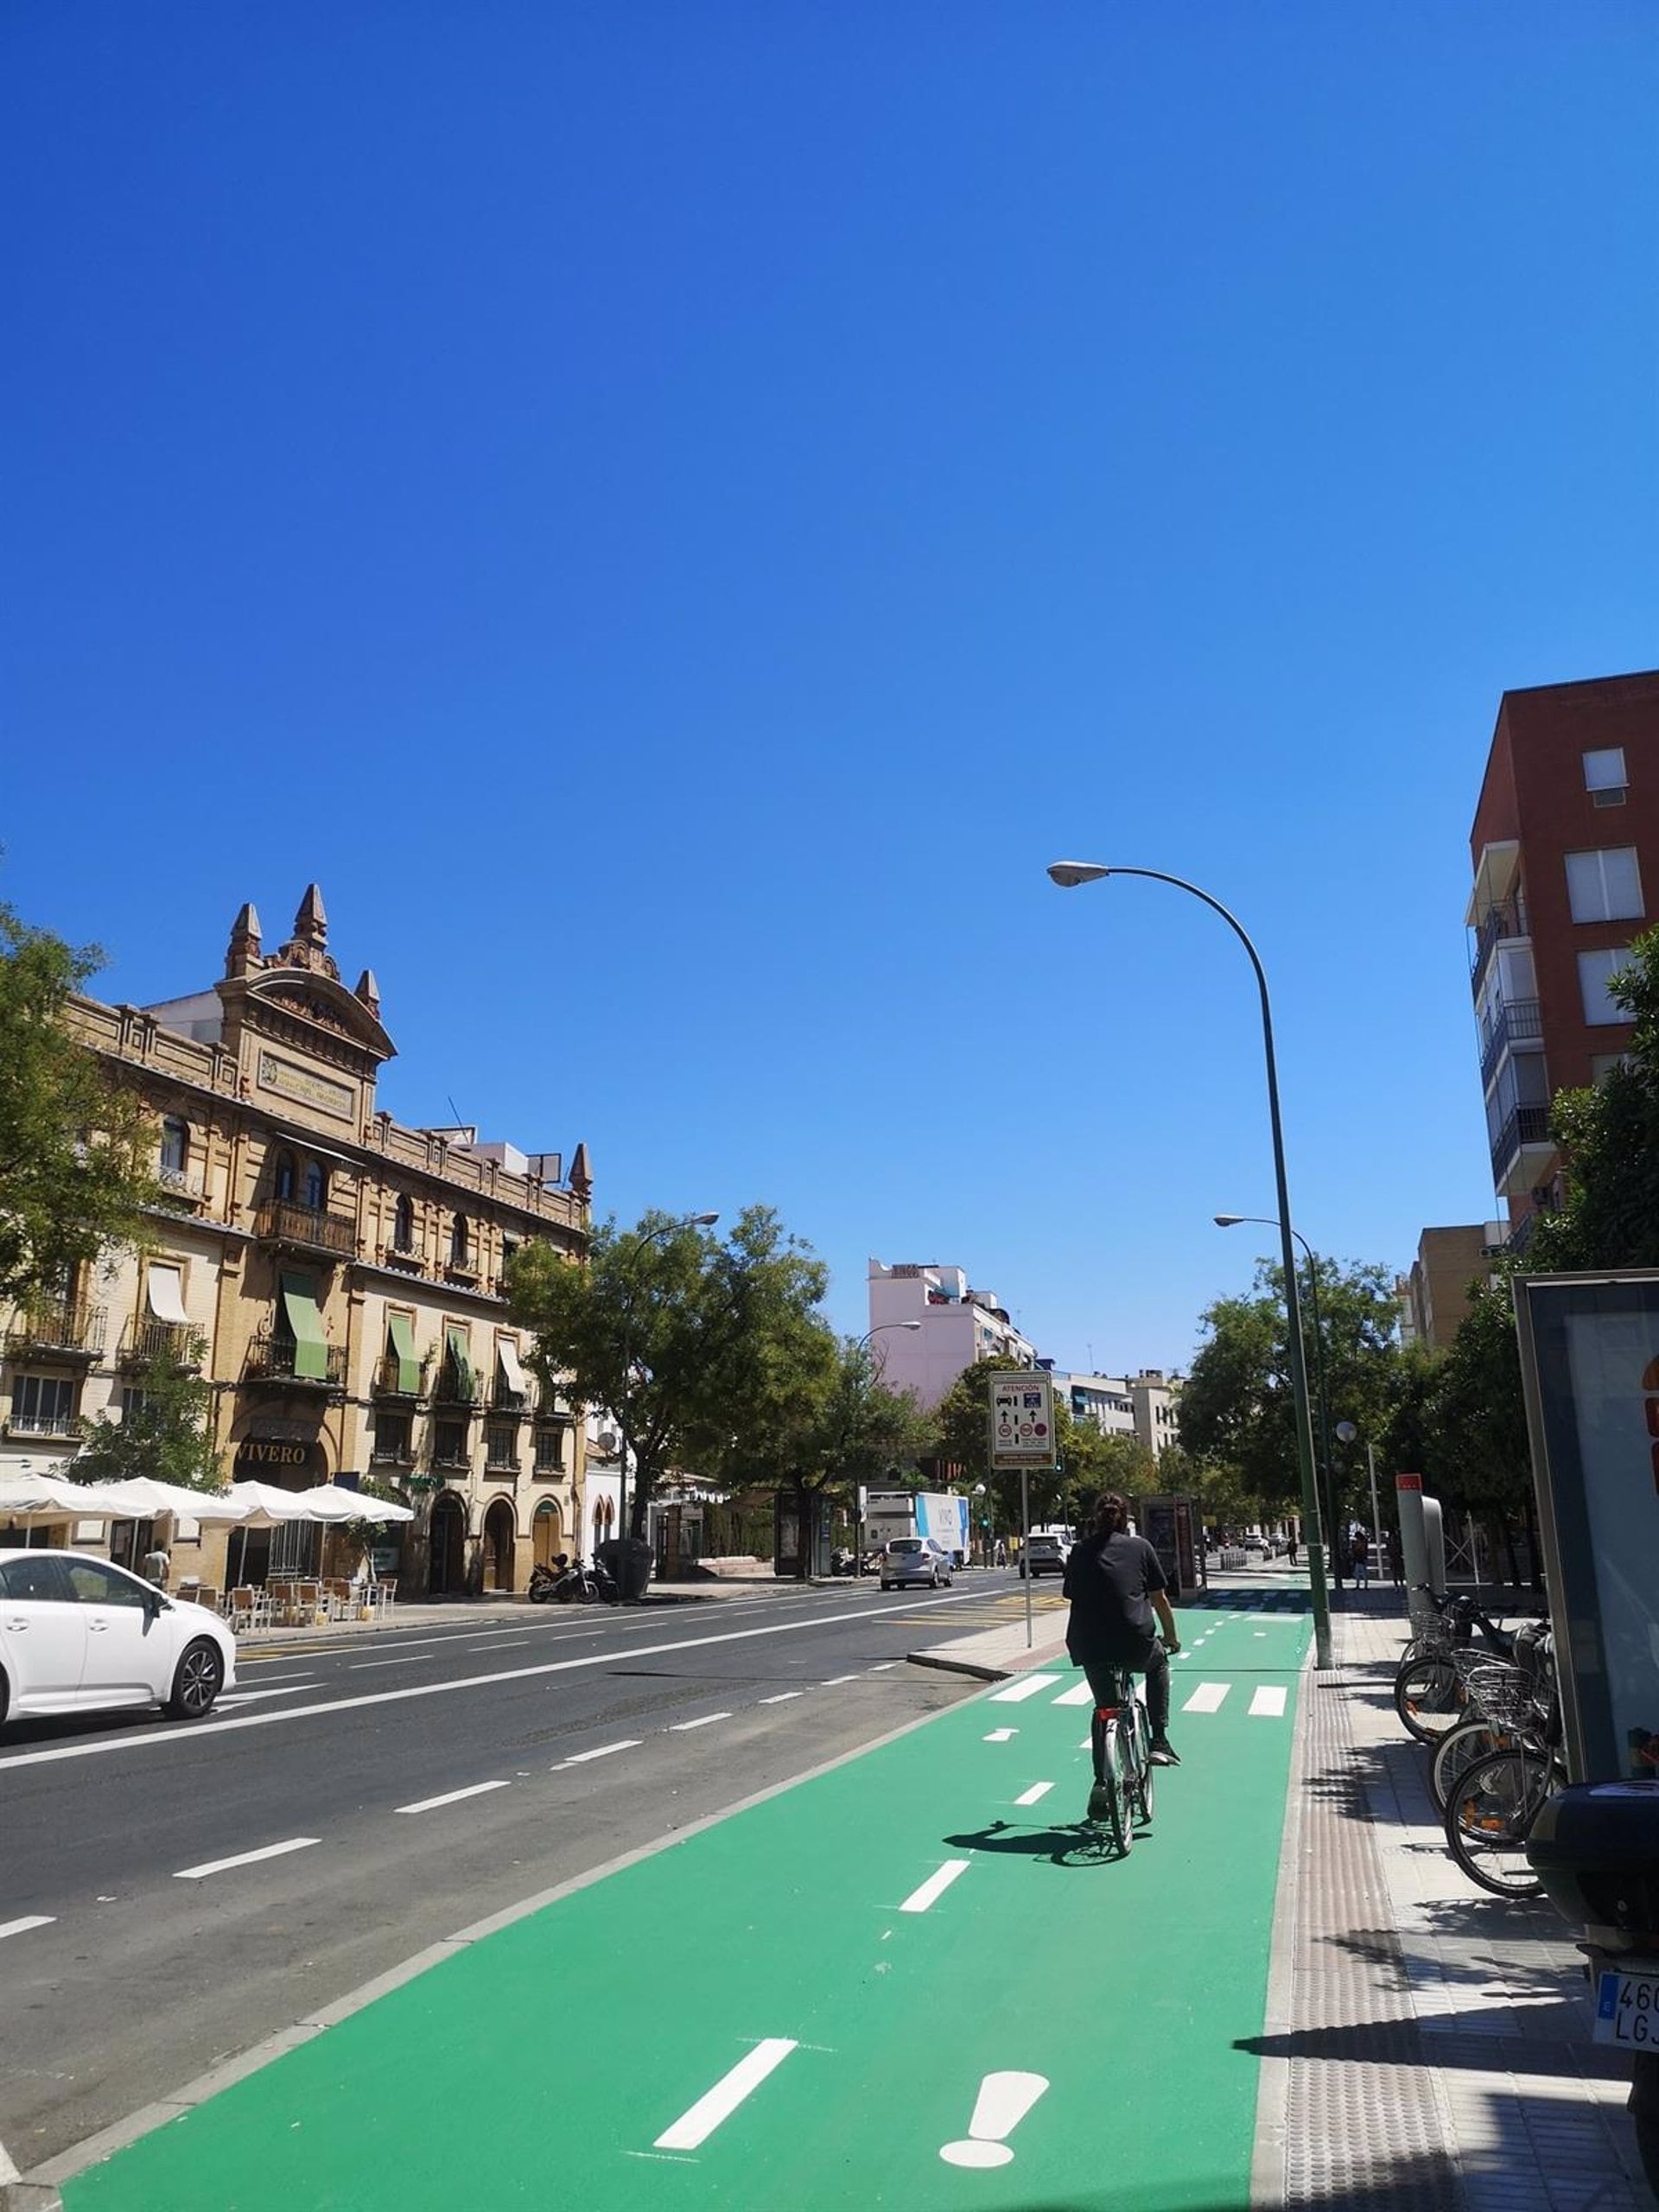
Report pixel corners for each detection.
[532,1499,563,1570]
[429,1491,467,1597]
[483,1498,516,1592]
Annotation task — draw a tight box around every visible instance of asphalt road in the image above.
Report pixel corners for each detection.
[0,1571,1052,2172]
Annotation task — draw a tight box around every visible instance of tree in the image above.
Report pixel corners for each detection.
[505,1205,830,1543]
[73,1342,223,1491]
[0,900,162,1304]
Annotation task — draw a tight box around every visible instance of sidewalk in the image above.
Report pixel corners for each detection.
[232,1574,810,1652]
[1262,1586,1651,2209]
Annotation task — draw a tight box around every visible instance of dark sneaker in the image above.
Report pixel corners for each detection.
[1148,1737,1181,1767]
[1087,1782,1115,1821]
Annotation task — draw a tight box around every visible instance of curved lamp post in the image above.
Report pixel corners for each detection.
[1215,1212,1340,1587]
[849,1322,921,1575]
[613,1211,719,1588]
[1046,861,1332,1667]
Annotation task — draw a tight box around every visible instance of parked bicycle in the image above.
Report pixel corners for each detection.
[1393,1586,1516,1744]
[1442,1637,1566,1899]
[1427,1621,1554,1815]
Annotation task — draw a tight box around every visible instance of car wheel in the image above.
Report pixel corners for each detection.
[0,1669,9,1731]
[168,1638,224,1721]
[880,1580,891,1592]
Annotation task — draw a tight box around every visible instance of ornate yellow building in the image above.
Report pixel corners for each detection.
[0,886,590,1598]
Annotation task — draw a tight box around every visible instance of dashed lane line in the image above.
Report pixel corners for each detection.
[821,1674,861,1685]
[0,1915,54,1941]
[899,1859,970,1914]
[551,1740,641,1770]
[173,1838,321,1881]
[652,2038,799,2152]
[759,1692,803,1705]
[396,1781,512,1815]
[1014,1783,1054,1807]
[670,1713,733,1732]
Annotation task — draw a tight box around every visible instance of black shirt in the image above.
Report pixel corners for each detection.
[1064,1530,1167,1659]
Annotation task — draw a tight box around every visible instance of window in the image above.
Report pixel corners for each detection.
[392,1194,415,1253]
[1565,848,1643,925]
[120,1385,150,1422]
[534,1425,566,1472]
[372,1411,413,1464]
[433,1419,467,1468]
[10,1373,78,1435]
[159,1117,188,1176]
[61,1559,149,1608]
[273,1151,297,1201]
[1584,747,1627,794]
[1579,946,1635,1026]
[450,1215,471,1269]
[303,1160,327,1211]
[1592,1052,1634,1083]
[486,1424,518,1470]
[0,1556,69,1603]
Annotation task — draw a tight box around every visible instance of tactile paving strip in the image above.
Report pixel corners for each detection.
[1276,1665,1464,2209]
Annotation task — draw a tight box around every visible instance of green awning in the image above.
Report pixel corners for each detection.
[447,1325,474,1399]
[281,1272,329,1381]
[387,1313,421,1395]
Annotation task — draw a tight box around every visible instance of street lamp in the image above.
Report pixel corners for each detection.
[1047,861,1332,1667]
[849,1322,921,1576]
[1335,1419,1382,1569]
[613,1211,719,1594]
[1214,1212,1339,1588]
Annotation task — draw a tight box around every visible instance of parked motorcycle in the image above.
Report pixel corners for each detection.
[528,1555,573,1604]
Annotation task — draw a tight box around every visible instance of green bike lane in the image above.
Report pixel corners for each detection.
[63,1593,1312,2212]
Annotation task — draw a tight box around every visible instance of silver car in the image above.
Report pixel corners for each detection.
[879,1537,954,1590]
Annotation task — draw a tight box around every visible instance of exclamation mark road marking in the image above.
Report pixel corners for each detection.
[652,2038,798,2152]
[940,2070,1051,2169]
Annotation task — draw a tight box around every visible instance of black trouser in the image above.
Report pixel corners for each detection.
[1080,1640,1170,1742]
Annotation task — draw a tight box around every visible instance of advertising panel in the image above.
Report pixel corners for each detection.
[1513,1272,1659,1784]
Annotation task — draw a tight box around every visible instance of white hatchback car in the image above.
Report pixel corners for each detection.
[0,1549,238,1728]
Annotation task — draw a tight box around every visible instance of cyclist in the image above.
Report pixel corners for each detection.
[1064,1493,1183,1789]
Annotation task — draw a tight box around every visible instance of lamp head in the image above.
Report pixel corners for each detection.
[1335,1421,1358,1444]
[687,1211,719,1227]
[1046,861,1112,889]
[1213,1214,1245,1229]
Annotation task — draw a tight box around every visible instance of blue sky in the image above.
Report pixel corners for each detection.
[4,4,1656,1373]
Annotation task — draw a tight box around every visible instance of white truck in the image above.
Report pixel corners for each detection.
[863,1488,971,1567]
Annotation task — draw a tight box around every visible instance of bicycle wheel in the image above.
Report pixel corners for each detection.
[1445,1748,1554,1897]
[1429,1718,1512,1815]
[1124,1699,1155,1826]
[1395,1655,1465,1743]
[1108,1726,1135,1857]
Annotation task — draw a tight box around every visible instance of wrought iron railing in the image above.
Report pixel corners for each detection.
[1490,1104,1551,1185]
[3,1299,106,1358]
[253,1200,356,1256]
[244,1332,347,1388]
[1470,897,1530,990]
[118,1318,203,1369]
[1478,997,1543,1089]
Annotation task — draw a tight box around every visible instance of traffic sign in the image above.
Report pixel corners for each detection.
[988,1371,1054,1471]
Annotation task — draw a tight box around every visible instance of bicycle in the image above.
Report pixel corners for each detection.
[1084,1662,1156,1859]
[1427,1626,1554,1816]
[1443,1650,1566,1899]
[1394,1586,1517,1745]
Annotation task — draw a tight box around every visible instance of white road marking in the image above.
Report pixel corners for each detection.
[0,1916,54,1942]
[982,1728,1016,1742]
[760,1692,803,1705]
[1052,1683,1093,1707]
[469,1637,532,1651]
[0,1589,998,1772]
[350,1656,421,1669]
[553,1739,642,1770]
[821,1674,861,1686]
[653,2038,798,2152]
[671,1713,733,1732]
[174,1837,321,1880]
[1014,1783,1053,1807]
[214,1681,321,1707]
[1249,1686,1288,1718]
[397,1780,512,1815]
[899,1860,970,1914]
[1181,1681,1231,1713]
[940,2069,1051,2170]
[868,1662,898,1671]
[988,1675,1061,1704]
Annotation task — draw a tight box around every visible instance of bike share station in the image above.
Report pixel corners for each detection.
[1504,1272,1659,2164]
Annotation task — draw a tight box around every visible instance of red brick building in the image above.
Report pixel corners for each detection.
[1468,669,1659,1237]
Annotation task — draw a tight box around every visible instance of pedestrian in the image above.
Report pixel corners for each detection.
[1287,1529,1299,1567]
[1388,1526,1403,1585]
[1351,1527,1370,1589]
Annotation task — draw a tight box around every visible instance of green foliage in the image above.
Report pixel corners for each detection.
[74,1343,223,1491]
[1418,1273,1534,1519]
[0,900,162,1302]
[505,1205,832,1541]
[925,1362,1167,1532]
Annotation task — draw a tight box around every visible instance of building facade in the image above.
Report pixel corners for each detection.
[1054,1368,1183,1457]
[1468,670,1659,1238]
[0,887,590,1597]
[866,1258,1039,1411]
[1395,1224,1502,1352]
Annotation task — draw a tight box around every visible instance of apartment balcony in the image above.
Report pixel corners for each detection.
[118,1319,203,1371]
[1478,997,1544,1090]
[243,1332,347,1392]
[430,1366,481,1409]
[1490,1104,1552,1193]
[155,1164,207,1211]
[484,1447,521,1478]
[2,1410,83,1441]
[1470,897,1530,995]
[490,1377,537,1419]
[253,1200,357,1261]
[372,1353,431,1402]
[3,1299,107,1363]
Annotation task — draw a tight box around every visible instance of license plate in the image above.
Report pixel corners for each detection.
[1593,1967,1659,2048]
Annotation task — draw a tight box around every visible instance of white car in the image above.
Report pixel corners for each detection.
[0,1549,237,1728]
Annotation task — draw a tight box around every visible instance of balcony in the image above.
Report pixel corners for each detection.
[372,1353,431,1401]
[3,1298,107,1363]
[1490,1104,1552,1190]
[243,1332,347,1391]
[118,1319,203,1370]
[430,1364,481,1409]
[254,1200,357,1261]
[491,1377,537,1418]
[1478,997,1544,1090]
[1470,897,1530,994]
[2,1410,83,1440]
[155,1164,207,1211]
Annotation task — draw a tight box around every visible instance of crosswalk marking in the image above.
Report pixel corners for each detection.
[1052,1683,1094,1707]
[1249,1687,1287,1718]
[988,1675,1062,1704]
[1181,1682,1230,1714]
